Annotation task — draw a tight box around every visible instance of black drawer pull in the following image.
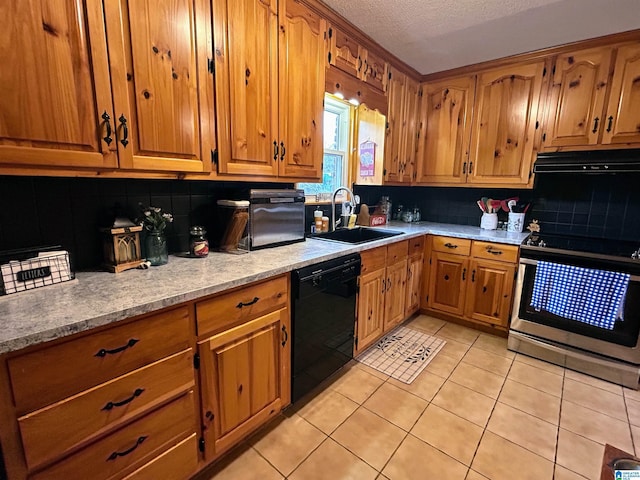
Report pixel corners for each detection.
[281,325,288,347]
[462,268,466,281]
[444,243,458,249]
[95,338,139,358]
[236,296,259,309]
[486,247,503,255]
[107,436,147,461]
[102,388,145,411]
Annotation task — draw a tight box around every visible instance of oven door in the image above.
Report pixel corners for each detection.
[510,256,640,365]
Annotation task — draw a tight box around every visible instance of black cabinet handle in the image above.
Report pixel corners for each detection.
[444,243,458,249]
[102,388,145,411]
[462,162,467,174]
[487,247,503,255]
[280,142,285,161]
[236,297,259,309]
[101,112,113,145]
[386,278,391,291]
[107,436,147,461]
[95,338,139,358]
[281,325,288,347]
[592,116,600,134]
[471,270,476,282]
[273,141,278,160]
[381,279,386,293]
[462,268,466,281]
[607,115,613,132]
[119,114,129,147]
[468,162,473,174]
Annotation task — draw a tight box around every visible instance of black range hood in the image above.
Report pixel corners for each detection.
[534,149,640,174]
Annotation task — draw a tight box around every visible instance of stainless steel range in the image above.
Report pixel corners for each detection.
[508,233,640,388]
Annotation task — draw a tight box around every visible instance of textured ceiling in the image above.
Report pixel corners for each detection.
[322,0,640,75]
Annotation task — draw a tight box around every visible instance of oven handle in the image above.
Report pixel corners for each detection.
[519,258,640,281]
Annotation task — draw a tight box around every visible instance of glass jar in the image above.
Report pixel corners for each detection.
[412,206,421,222]
[144,230,168,266]
[189,226,209,257]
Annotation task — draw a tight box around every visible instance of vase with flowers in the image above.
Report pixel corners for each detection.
[139,204,173,266]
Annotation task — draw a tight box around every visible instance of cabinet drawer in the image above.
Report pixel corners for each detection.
[360,246,387,274]
[30,392,196,480]
[431,236,471,256]
[408,236,425,257]
[472,241,519,264]
[196,275,288,336]
[387,240,408,264]
[122,434,198,480]
[9,306,191,414]
[19,349,195,471]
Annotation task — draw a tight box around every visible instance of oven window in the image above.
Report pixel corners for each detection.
[519,263,640,347]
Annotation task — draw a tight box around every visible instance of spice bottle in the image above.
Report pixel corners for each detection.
[321,216,329,232]
[314,209,323,233]
[189,226,209,257]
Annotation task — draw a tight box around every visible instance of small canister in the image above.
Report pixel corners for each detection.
[314,209,323,232]
[189,226,209,257]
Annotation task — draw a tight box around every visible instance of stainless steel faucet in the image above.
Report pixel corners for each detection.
[331,186,356,231]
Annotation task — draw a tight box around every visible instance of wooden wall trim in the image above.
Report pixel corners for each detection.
[325,67,388,115]
[422,28,640,82]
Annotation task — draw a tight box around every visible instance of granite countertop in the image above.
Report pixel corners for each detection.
[0,222,529,354]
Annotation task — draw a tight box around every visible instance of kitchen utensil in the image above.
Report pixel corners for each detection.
[508,199,517,212]
[477,200,486,212]
[481,197,489,212]
[489,199,502,213]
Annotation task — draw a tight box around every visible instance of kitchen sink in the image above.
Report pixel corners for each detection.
[308,227,404,244]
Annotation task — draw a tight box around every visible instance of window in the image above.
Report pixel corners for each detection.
[298,94,352,199]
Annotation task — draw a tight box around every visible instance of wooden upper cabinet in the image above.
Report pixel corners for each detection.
[278,0,325,179]
[328,26,362,78]
[362,49,387,92]
[416,76,475,184]
[402,76,420,182]
[468,61,546,186]
[385,66,416,183]
[105,0,214,173]
[0,0,117,169]
[602,43,640,145]
[542,47,613,148]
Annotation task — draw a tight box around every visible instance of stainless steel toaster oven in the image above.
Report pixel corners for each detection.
[249,189,305,250]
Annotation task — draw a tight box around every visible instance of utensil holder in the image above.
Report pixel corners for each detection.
[480,213,498,230]
[507,212,525,232]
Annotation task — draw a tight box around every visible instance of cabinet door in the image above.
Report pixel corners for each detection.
[401,76,420,182]
[416,76,474,184]
[543,47,613,148]
[469,62,546,185]
[198,308,289,459]
[362,49,387,92]
[464,259,515,327]
[278,0,325,179]
[405,255,423,317]
[355,268,386,355]
[384,260,407,331]
[384,67,407,183]
[602,43,640,145]
[428,252,468,316]
[328,26,362,78]
[106,0,215,172]
[213,0,279,176]
[0,0,117,169]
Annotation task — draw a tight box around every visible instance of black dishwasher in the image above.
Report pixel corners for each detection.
[291,253,361,403]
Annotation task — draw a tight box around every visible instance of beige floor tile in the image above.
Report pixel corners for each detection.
[564,369,623,395]
[411,404,483,466]
[507,361,564,397]
[432,381,496,427]
[486,402,558,461]
[437,337,472,360]
[383,434,468,480]
[251,414,326,476]
[461,346,513,377]
[514,353,565,376]
[624,386,640,402]
[498,379,561,425]
[554,465,588,480]
[627,397,640,426]
[563,378,627,421]
[363,382,428,431]
[289,438,378,480]
[297,388,359,434]
[560,399,633,452]
[331,406,406,471]
[631,424,640,457]
[472,333,515,359]
[329,365,385,404]
[406,314,446,334]
[437,323,481,345]
[449,362,505,398]
[465,471,490,480]
[471,431,554,480]
[353,361,390,381]
[207,445,284,480]
[424,352,460,378]
[387,370,446,401]
[555,428,605,480]
[376,475,390,480]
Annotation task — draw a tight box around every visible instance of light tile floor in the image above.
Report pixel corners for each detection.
[201,315,640,480]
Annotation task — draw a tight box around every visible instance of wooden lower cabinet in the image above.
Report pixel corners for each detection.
[384,259,408,330]
[426,236,518,330]
[355,269,386,355]
[123,434,198,480]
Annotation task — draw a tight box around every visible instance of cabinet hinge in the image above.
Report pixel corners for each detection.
[529,170,533,180]
[354,336,358,348]
[535,120,539,129]
[198,437,205,453]
[543,66,546,77]
[193,353,200,370]
[211,149,218,166]
[328,27,333,39]
[425,295,429,303]
[429,258,432,265]
[208,58,214,74]
[383,168,387,176]
[542,133,546,142]
[388,71,392,80]
[328,52,332,64]
[552,64,556,75]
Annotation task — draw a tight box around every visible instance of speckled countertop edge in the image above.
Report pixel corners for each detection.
[0,222,529,354]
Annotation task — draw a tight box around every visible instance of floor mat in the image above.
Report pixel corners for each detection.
[356,325,446,384]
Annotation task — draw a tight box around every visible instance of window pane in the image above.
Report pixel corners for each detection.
[324,110,340,150]
[298,153,343,196]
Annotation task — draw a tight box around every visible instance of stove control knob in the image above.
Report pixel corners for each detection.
[632,249,640,260]
[525,238,533,246]
[538,240,546,248]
